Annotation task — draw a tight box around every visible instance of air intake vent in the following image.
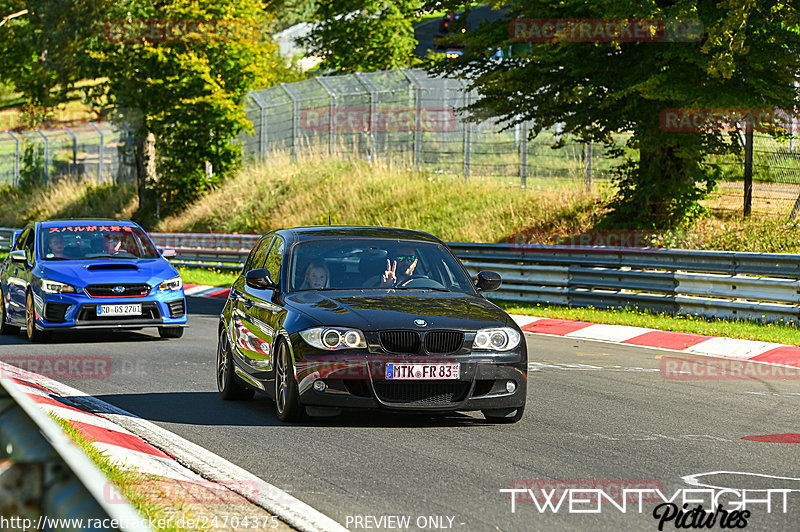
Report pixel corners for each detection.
[379,330,421,354]
[373,381,469,405]
[424,331,464,355]
[87,264,139,271]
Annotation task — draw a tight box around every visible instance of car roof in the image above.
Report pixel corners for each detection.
[278,226,442,244]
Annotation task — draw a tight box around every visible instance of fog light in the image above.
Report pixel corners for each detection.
[506,381,516,393]
[313,380,327,392]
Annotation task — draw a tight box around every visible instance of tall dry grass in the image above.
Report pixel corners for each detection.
[156,151,602,243]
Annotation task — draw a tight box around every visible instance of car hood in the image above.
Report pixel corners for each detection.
[38,259,179,288]
[284,290,511,331]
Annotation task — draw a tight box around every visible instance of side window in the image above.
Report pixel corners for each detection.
[23,229,35,263]
[264,237,285,283]
[243,236,273,273]
[13,227,30,252]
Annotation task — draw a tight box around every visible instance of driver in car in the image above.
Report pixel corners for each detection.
[379,248,418,288]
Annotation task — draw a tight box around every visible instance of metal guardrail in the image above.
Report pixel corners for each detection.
[3,229,798,323]
[0,227,16,252]
[0,371,152,531]
[144,232,800,324]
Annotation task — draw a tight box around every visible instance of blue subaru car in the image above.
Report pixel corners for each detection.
[0,220,187,341]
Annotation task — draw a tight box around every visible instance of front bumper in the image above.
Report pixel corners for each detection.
[33,289,187,330]
[291,350,527,412]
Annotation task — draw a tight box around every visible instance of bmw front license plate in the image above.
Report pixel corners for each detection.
[97,304,142,316]
[386,363,460,380]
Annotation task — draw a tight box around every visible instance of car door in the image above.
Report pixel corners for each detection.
[4,225,33,322]
[229,236,278,374]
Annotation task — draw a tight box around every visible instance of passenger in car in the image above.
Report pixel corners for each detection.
[300,260,330,289]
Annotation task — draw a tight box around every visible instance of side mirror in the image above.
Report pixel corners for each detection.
[9,250,27,264]
[246,268,278,290]
[475,270,502,292]
[161,248,177,259]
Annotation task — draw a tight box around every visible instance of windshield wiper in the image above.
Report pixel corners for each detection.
[391,286,451,292]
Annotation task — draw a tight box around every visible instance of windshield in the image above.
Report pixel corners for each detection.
[39,224,160,260]
[289,238,476,294]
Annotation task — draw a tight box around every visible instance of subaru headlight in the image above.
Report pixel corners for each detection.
[300,327,367,350]
[157,276,183,292]
[473,327,520,351]
[40,278,78,294]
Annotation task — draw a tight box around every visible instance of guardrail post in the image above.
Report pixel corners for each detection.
[35,129,49,185]
[6,131,20,186]
[249,92,268,161]
[62,126,78,178]
[316,77,337,157]
[90,123,105,181]
[280,83,300,161]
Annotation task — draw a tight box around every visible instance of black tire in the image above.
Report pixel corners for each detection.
[216,327,254,400]
[158,326,184,339]
[482,405,525,424]
[0,292,20,335]
[25,291,47,342]
[274,340,304,422]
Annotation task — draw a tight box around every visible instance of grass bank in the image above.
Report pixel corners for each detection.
[1,153,798,253]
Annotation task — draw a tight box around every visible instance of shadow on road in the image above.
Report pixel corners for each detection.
[68,391,498,428]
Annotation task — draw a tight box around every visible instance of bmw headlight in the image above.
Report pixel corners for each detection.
[473,327,521,351]
[157,276,183,292]
[300,327,367,350]
[40,278,78,294]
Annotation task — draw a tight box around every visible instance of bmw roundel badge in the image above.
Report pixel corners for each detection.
[414,319,427,327]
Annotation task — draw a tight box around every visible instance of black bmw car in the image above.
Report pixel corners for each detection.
[216,226,527,423]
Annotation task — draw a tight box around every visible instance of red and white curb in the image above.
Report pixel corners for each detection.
[186,282,800,367]
[0,362,347,532]
[511,315,800,366]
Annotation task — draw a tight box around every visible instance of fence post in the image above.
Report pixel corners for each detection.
[34,130,48,185]
[399,69,422,170]
[62,126,78,178]
[520,122,528,188]
[280,83,299,160]
[90,123,104,181]
[249,92,268,161]
[584,141,593,192]
[316,77,336,157]
[743,117,753,218]
[463,91,472,182]
[355,72,378,164]
[7,131,20,186]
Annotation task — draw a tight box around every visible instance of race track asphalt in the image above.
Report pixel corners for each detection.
[1,296,798,531]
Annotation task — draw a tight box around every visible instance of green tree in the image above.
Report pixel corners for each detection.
[89,0,300,219]
[426,1,800,229]
[302,0,423,72]
[0,0,107,107]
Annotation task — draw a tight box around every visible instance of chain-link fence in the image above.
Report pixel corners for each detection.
[0,122,136,187]
[240,68,621,186]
